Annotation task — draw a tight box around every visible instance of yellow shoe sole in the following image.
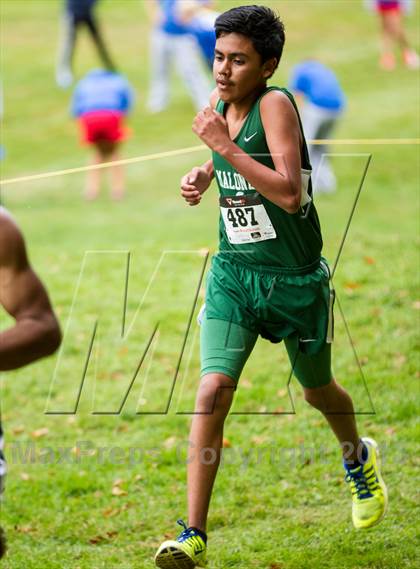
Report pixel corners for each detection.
[155,542,198,569]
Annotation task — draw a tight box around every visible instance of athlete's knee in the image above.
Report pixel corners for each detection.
[303,379,353,413]
[303,387,324,411]
[303,379,335,411]
[196,373,236,414]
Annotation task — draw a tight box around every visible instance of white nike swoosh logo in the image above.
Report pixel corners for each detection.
[244,132,257,142]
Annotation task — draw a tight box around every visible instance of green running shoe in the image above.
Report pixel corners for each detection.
[155,520,207,568]
[345,437,388,529]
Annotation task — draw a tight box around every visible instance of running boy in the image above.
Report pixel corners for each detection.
[155,6,387,568]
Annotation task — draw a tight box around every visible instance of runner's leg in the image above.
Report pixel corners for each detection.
[188,316,258,531]
[284,334,361,462]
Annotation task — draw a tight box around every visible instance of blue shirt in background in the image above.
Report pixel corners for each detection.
[159,0,189,35]
[158,0,214,39]
[289,60,346,112]
[188,10,217,68]
[72,69,134,116]
[66,0,98,18]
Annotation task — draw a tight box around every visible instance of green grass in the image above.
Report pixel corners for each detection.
[1,1,419,568]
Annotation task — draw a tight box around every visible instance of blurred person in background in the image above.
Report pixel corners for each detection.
[365,0,419,70]
[71,68,134,201]
[289,60,346,194]
[146,0,211,113]
[56,0,117,88]
[0,207,62,559]
[181,1,219,70]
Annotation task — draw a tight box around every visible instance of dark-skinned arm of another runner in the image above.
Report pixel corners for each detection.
[0,212,61,371]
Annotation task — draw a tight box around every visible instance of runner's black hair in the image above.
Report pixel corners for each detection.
[215,5,285,73]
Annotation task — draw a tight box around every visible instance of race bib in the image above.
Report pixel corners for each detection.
[220,194,277,244]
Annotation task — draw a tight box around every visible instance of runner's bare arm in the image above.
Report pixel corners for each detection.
[192,91,303,214]
[180,90,219,206]
[0,211,61,371]
[194,88,219,180]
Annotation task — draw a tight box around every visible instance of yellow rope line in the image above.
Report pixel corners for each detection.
[0,145,208,186]
[0,139,419,186]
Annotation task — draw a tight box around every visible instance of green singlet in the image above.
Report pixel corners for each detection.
[201,86,334,388]
[214,86,322,269]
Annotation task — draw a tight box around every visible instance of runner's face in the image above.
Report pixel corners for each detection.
[213,33,274,103]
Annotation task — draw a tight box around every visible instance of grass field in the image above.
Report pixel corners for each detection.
[0,1,419,568]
